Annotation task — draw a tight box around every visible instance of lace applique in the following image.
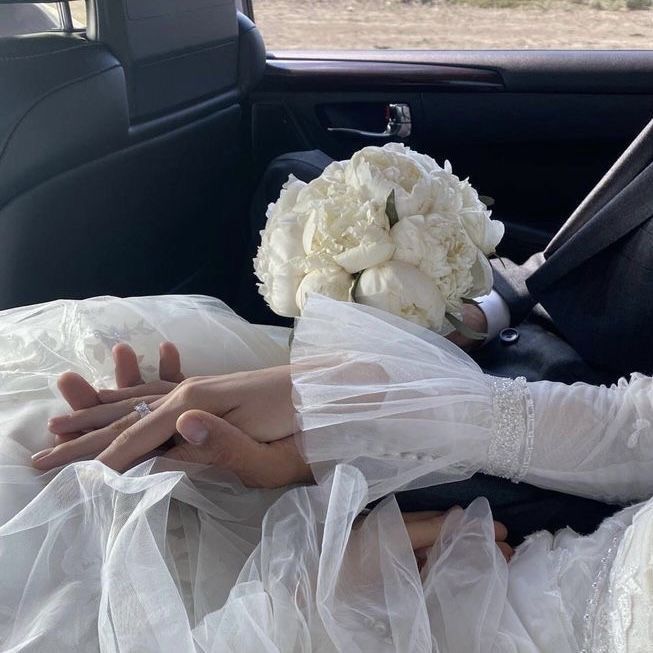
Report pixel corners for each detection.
[609,574,643,653]
[485,376,535,482]
[606,505,653,653]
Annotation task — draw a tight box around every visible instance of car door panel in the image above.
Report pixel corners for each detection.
[250,51,653,262]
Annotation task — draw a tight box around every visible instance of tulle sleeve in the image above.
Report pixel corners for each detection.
[290,297,653,504]
[524,374,653,503]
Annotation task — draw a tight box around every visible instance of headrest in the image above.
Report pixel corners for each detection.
[238,12,266,95]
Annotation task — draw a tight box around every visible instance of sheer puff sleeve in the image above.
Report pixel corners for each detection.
[291,297,653,504]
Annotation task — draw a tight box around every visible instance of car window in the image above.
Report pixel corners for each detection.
[252,0,653,50]
[0,1,85,38]
[69,0,86,28]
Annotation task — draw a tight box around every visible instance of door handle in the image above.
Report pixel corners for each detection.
[327,103,412,140]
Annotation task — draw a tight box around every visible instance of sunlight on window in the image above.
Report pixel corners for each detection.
[69,0,86,26]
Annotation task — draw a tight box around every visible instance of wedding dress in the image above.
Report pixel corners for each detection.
[0,294,651,652]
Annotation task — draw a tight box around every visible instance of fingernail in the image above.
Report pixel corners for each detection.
[180,418,208,445]
[48,414,70,425]
[48,417,70,434]
[31,448,54,462]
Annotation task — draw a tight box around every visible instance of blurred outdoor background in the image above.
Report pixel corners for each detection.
[252,0,653,49]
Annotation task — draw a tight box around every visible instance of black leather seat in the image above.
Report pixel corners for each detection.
[0,1,266,312]
[0,34,128,209]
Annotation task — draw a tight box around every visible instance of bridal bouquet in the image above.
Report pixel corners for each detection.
[254,143,504,335]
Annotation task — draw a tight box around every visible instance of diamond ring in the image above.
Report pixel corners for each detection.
[134,401,152,420]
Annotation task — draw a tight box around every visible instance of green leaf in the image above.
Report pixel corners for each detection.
[479,194,495,208]
[349,272,363,302]
[445,311,487,341]
[490,254,507,270]
[385,189,399,228]
[461,297,481,307]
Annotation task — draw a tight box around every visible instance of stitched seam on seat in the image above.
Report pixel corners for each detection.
[0,42,100,62]
[0,64,122,168]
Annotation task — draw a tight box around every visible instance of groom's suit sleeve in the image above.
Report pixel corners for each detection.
[490,251,545,327]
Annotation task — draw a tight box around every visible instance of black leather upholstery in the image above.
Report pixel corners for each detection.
[237,13,266,96]
[0,35,128,207]
[0,7,267,311]
[89,0,241,120]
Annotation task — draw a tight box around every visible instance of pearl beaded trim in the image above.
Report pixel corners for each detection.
[485,376,535,483]
[579,526,625,653]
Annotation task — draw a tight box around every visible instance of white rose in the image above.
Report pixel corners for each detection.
[295,267,353,312]
[301,189,395,274]
[355,260,447,332]
[391,213,478,307]
[345,143,435,218]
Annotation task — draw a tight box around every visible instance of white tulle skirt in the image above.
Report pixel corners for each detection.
[0,295,649,652]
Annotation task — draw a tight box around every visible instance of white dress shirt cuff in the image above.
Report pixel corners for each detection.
[477,290,511,343]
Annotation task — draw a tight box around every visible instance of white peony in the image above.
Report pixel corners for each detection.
[469,252,494,298]
[254,144,503,328]
[428,167,467,217]
[459,209,505,256]
[345,143,437,219]
[391,213,490,307]
[355,260,447,331]
[271,173,306,214]
[332,233,395,274]
[295,267,353,311]
[300,185,395,274]
[254,176,308,317]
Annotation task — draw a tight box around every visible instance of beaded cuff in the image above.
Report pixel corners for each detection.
[486,376,535,483]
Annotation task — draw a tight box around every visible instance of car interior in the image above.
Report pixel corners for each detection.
[1,0,653,330]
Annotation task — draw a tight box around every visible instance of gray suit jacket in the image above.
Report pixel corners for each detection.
[492,117,653,378]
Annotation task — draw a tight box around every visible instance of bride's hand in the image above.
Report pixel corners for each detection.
[53,342,184,445]
[35,365,296,472]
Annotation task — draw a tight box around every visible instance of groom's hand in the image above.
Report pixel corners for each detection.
[167,410,313,488]
[446,303,488,350]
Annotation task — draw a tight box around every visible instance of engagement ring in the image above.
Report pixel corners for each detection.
[134,401,152,420]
